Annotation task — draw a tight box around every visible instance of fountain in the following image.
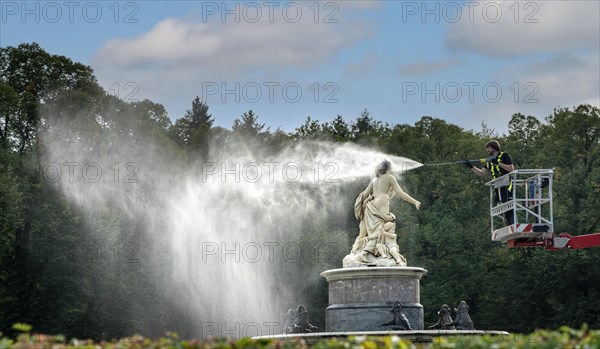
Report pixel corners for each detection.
[321,159,427,331]
[260,158,508,343]
[41,113,507,341]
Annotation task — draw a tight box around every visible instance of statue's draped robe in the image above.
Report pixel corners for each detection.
[346,191,407,266]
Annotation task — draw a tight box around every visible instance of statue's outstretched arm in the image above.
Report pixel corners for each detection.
[363,179,374,196]
[391,176,421,209]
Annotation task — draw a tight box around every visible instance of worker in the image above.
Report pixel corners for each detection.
[466,140,515,225]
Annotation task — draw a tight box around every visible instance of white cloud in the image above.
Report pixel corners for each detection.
[515,53,600,105]
[91,4,375,119]
[458,51,600,132]
[93,8,371,76]
[94,18,220,67]
[446,1,599,56]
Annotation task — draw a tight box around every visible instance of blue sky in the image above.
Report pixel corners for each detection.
[2,0,599,134]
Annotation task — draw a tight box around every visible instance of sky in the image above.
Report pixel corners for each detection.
[1,0,599,134]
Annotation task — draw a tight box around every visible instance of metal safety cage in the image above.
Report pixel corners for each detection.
[485,169,554,243]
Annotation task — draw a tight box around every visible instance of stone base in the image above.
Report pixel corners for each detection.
[321,267,427,332]
[326,302,423,331]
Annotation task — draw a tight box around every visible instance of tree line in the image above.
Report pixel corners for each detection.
[1,43,599,339]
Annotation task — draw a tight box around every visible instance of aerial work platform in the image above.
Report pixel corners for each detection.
[486,169,600,250]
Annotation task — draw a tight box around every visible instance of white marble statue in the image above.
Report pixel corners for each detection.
[343,160,421,267]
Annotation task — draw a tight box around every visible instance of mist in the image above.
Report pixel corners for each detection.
[39,109,422,338]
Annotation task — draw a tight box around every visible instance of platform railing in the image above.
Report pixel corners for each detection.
[485,169,554,240]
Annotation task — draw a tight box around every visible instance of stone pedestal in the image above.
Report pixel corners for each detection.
[321,267,427,332]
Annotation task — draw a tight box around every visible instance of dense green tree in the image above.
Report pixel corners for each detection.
[539,105,599,170]
[167,96,215,163]
[0,43,100,336]
[131,99,172,133]
[505,113,542,167]
[0,43,185,339]
[351,109,374,139]
[292,115,352,142]
[508,113,541,146]
[535,105,600,234]
[264,127,293,153]
[0,82,20,149]
[0,43,99,154]
[322,115,350,142]
[232,109,268,141]
[169,97,213,148]
[292,116,323,140]
[1,42,599,338]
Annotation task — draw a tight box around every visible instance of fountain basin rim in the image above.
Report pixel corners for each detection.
[254,330,510,343]
[321,267,427,282]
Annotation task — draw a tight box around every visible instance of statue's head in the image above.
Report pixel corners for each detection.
[391,301,403,313]
[376,160,391,177]
[286,309,295,318]
[455,301,469,313]
[439,304,451,316]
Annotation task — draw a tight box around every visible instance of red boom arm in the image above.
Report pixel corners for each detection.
[559,232,600,250]
[506,232,600,250]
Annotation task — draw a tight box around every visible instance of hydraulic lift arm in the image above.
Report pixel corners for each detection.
[556,232,600,250]
[486,169,600,251]
[506,232,600,251]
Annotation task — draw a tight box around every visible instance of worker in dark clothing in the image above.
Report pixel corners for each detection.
[466,140,515,225]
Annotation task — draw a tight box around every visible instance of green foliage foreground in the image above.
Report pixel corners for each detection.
[2,326,599,349]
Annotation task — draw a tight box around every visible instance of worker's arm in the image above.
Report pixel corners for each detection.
[499,162,514,173]
[498,152,514,172]
[470,166,488,177]
[498,152,514,173]
[465,160,487,177]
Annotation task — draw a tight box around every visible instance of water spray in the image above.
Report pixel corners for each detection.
[422,157,494,167]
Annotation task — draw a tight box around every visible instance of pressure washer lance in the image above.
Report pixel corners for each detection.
[423,157,494,166]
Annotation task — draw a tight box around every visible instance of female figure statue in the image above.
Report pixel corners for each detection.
[343,160,420,267]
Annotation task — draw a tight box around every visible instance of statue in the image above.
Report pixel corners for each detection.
[343,160,421,267]
[282,305,318,334]
[282,309,296,334]
[381,301,412,330]
[451,301,475,330]
[428,304,456,330]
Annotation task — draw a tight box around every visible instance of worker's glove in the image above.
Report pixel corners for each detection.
[464,161,474,169]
